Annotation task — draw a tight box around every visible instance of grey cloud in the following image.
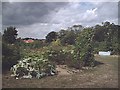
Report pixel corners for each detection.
[118,1,120,24]
[0,2,2,32]
[2,2,68,26]
[2,2,118,39]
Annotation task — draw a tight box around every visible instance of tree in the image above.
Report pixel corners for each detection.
[2,26,20,72]
[60,30,76,45]
[45,31,57,43]
[2,26,18,44]
[93,24,106,42]
[58,29,67,39]
[58,25,83,46]
[102,21,110,27]
[72,25,83,34]
[92,22,119,54]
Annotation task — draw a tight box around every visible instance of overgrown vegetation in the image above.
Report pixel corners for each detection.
[2,21,119,79]
[72,28,95,68]
[10,56,57,79]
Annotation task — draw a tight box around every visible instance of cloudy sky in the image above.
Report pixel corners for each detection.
[2,1,119,39]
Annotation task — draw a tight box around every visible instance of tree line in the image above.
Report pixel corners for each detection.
[45,21,119,54]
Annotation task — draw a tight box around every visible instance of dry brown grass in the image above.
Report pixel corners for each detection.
[2,55,118,88]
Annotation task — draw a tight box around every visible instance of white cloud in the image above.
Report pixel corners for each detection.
[82,8,98,22]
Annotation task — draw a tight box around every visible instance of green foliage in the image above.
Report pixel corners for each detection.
[57,25,83,45]
[3,21,119,77]
[10,55,57,79]
[2,26,18,44]
[93,21,119,54]
[49,50,66,64]
[2,42,20,72]
[2,27,21,72]
[58,29,68,39]
[45,31,58,43]
[61,30,76,45]
[43,46,66,64]
[51,39,61,47]
[17,38,46,50]
[70,28,95,69]
[93,25,106,42]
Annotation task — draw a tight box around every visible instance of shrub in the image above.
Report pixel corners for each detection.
[2,42,20,72]
[43,45,76,65]
[44,48,66,65]
[51,39,61,47]
[68,28,95,69]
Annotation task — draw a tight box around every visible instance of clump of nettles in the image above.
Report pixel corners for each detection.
[10,56,57,79]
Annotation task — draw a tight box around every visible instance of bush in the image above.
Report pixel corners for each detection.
[44,48,66,65]
[2,42,20,72]
[67,28,95,69]
[43,44,76,65]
